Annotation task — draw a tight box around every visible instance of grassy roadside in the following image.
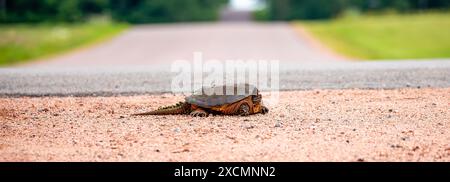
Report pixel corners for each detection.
[0,19,128,66]
[295,12,450,60]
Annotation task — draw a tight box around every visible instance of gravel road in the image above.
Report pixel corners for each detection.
[1,88,448,161]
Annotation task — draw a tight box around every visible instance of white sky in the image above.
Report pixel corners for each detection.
[229,0,263,11]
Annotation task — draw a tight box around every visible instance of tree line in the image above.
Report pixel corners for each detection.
[0,0,227,23]
[2,0,449,23]
[266,0,450,20]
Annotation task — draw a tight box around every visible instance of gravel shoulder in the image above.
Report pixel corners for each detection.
[1,88,449,162]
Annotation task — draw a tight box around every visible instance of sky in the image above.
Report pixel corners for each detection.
[229,0,264,11]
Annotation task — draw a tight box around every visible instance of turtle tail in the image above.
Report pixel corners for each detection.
[132,102,191,116]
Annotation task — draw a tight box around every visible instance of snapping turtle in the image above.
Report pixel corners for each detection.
[133,84,269,117]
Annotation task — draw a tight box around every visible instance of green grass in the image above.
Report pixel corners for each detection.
[0,19,128,66]
[296,12,450,60]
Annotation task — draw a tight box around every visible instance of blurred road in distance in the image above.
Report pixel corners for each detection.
[28,22,345,68]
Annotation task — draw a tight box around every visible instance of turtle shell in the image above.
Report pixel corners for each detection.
[185,84,258,108]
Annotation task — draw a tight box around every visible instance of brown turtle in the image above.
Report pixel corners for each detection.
[133,84,269,117]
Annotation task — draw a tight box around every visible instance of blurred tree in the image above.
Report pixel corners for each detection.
[0,0,110,22]
[109,0,227,23]
[265,0,450,20]
[1,0,449,23]
[268,0,290,20]
[0,0,226,23]
[80,0,109,14]
[57,0,83,22]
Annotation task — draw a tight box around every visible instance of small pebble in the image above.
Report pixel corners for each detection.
[245,125,255,129]
[274,122,282,128]
[390,144,402,148]
[39,108,49,112]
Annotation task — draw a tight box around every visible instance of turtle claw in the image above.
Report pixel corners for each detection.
[261,106,269,114]
[190,110,208,117]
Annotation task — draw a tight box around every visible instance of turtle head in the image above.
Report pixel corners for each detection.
[251,93,268,114]
[252,94,262,104]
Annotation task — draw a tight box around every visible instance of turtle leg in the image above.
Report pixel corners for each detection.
[238,104,250,116]
[261,106,269,114]
[190,108,208,117]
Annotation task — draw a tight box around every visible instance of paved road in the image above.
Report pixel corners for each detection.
[220,8,252,22]
[29,22,343,68]
[2,22,447,96]
[2,60,450,96]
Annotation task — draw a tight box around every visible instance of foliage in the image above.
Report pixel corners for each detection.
[0,0,227,23]
[109,0,227,23]
[0,18,128,65]
[265,0,450,20]
[297,12,450,60]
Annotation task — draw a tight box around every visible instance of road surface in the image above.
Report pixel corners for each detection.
[1,60,450,96]
[28,22,343,68]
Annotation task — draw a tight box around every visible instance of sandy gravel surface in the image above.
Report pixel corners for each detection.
[0,88,449,162]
